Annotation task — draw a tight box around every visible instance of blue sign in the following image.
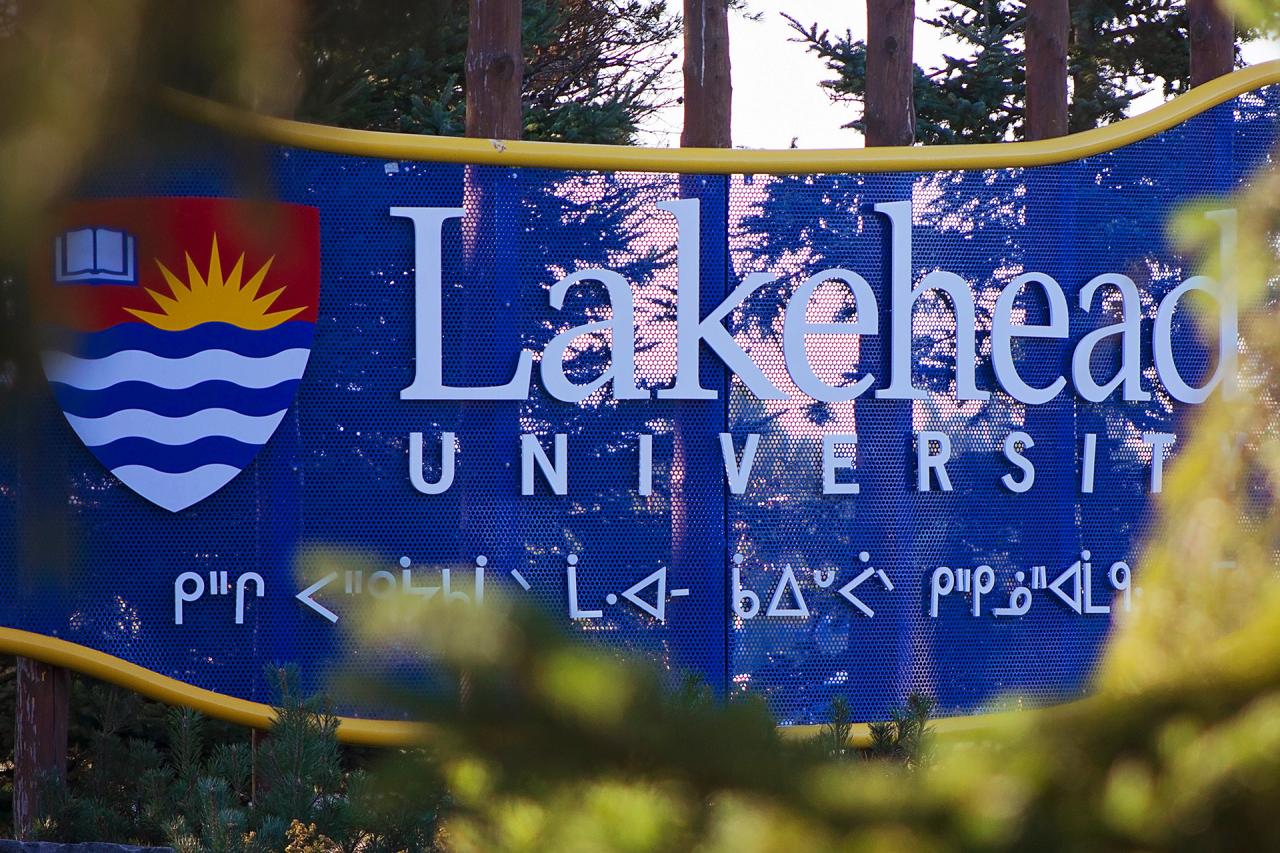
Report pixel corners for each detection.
[2,69,1278,737]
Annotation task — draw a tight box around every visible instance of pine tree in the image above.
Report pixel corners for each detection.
[787,0,1254,144]
[787,0,1024,143]
[34,670,442,851]
[297,0,680,145]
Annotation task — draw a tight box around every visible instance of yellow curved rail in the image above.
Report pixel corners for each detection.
[0,628,425,746]
[162,60,1280,174]
[2,625,1053,747]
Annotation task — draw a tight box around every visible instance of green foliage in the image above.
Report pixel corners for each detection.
[867,693,935,768]
[1227,0,1280,30]
[669,672,715,712]
[818,696,855,759]
[35,670,443,852]
[296,0,680,144]
[812,694,935,764]
[787,0,1257,144]
[252,670,343,830]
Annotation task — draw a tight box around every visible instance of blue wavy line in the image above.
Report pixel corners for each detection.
[49,321,315,359]
[90,435,265,473]
[50,379,302,418]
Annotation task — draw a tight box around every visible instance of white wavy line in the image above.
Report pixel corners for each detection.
[65,408,288,447]
[42,349,310,391]
[110,464,242,512]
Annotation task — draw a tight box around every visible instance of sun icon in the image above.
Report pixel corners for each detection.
[126,234,306,331]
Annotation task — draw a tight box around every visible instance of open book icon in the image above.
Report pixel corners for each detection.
[54,227,136,284]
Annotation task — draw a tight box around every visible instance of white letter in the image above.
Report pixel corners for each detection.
[720,433,761,495]
[655,199,785,400]
[442,568,472,604]
[929,566,955,617]
[409,431,455,494]
[822,433,860,495]
[638,433,653,496]
[783,269,878,401]
[1081,432,1097,494]
[732,554,760,619]
[917,431,954,492]
[235,572,264,625]
[1143,432,1175,493]
[392,207,533,400]
[992,273,1068,404]
[522,433,568,495]
[541,269,647,402]
[175,572,204,625]
[1154,210,1239,404]
[1072,273,1150,403]
[874,200,987,401]
[566,554,601,619]
[1001,431,1035,493]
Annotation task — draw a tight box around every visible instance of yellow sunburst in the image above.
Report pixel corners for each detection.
[125,235,305,331]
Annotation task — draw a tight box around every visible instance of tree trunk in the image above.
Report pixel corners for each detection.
[1023,0,1077,703]
[466,0,523,138]
[675,0,731,696]
[862,0,919,698]
[461,0,524,707]
[681,0,732,147]
[1026,0,1069,141]
[14,658,69,839]
[865,0,915,146]
[1189,0,1234,87]
[1068,0,1101,133]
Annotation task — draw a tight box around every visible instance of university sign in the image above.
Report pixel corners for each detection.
[2,63,1278,740]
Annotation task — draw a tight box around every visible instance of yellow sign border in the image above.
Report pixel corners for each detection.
[10,63,1278,745]
[0,626,1042,747]
[0,628,426,746]
[163,60,1280,173]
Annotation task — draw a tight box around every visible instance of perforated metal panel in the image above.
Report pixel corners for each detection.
[0,88,1276,724]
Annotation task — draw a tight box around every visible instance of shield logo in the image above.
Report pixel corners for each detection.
[37,197,320,512]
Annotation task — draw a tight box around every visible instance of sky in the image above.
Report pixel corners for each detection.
[637,1,1280,150]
